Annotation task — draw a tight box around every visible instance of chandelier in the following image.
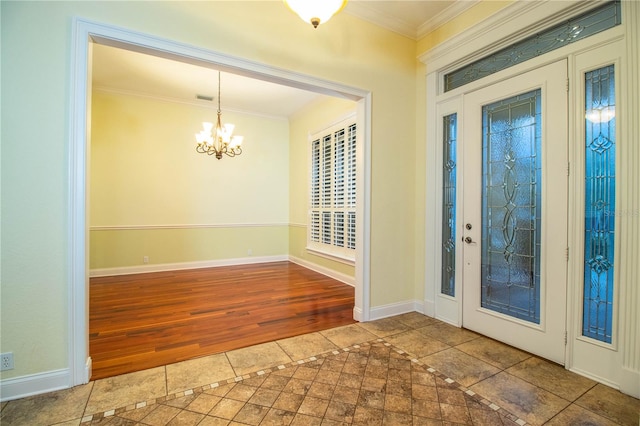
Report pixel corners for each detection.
[283,0,348,28]
[195,71,243,160]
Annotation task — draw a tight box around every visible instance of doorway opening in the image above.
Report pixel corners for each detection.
[70,18,372,386]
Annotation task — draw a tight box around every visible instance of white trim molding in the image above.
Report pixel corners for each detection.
[369,300,425,321]
[288,255,355,287]
[305,247,355,266]
[70,17,372,391]
[90,222,289,231]
[419,1,604,75]
[0,369,70,402]
[90,255,289,278]
[346,0,479,40]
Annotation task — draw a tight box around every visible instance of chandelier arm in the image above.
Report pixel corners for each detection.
[224,149,237,158]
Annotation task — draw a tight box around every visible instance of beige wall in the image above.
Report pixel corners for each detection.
[90,90,289,269]
[1,0,418,381]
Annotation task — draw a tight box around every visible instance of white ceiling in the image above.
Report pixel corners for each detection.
[92,1,469,118]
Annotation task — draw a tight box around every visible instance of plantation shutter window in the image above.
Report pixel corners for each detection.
[308,118,356,262]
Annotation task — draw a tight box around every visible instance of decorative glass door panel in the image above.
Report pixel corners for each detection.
[481,91,541,324]
[462,60,568,364]
[442,113,457,297]
[583,65,616,344]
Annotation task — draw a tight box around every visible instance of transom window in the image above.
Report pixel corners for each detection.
[444,1,621,92]
[308,118,356,262]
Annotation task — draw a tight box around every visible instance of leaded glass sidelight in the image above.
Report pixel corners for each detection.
[481,90,542,324]
[441,114,457,297]
[583,65,615,344]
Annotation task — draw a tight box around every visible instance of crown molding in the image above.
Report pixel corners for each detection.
[416,0,480,40]
[345,3,415,39]
[346,0,480,40]
[92,85,290,121]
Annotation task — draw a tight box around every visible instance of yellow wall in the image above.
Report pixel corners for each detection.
[1,0,418,381]
[0,0,516,384]
[90,91,289,269]
[412,0,513,302]
[91,226,288,269]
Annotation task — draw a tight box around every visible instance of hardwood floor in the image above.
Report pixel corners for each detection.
[89,261,356,380]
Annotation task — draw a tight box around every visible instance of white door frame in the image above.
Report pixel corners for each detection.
[421,1,640,398]
[68,18,373,386]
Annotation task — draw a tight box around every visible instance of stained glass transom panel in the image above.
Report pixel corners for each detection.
[481,90,541,324]
[583,65,615,344]
[444,1,621,92]
[441,114,457,297]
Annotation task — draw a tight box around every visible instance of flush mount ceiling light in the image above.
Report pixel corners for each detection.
[194,71,243,160]
[283,0,348,28]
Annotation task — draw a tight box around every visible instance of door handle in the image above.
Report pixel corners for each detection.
[464,236,473,244]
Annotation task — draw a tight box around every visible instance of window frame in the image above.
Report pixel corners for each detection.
[307,116,357,264]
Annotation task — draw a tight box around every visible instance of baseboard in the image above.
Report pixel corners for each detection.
[353,306,363,322]
[369,299,424,321]
[569,366,640,399]
[85,357,92,384]
[0,369,70,402]
[423,299,435,317]
[618,367,640,398]
[90,255,289,277]
[568,366,621,391]
[287,256,355,287]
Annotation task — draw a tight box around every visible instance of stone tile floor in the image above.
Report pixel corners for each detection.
[1,313,639,425]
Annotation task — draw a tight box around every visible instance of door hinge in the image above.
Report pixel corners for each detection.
[566,246,569,261]
[567,162,570,176]
[564,331,568,345]
[566,78,570,92]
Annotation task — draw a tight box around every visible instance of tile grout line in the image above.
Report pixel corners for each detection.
[79,338,529,425]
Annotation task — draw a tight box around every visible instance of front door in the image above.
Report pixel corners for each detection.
[461,60,568,364]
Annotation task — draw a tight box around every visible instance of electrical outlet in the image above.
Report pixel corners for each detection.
[143,256,149,264]
[1,352,14,371]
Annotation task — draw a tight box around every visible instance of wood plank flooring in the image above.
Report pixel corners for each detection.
[89,261,355,380]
